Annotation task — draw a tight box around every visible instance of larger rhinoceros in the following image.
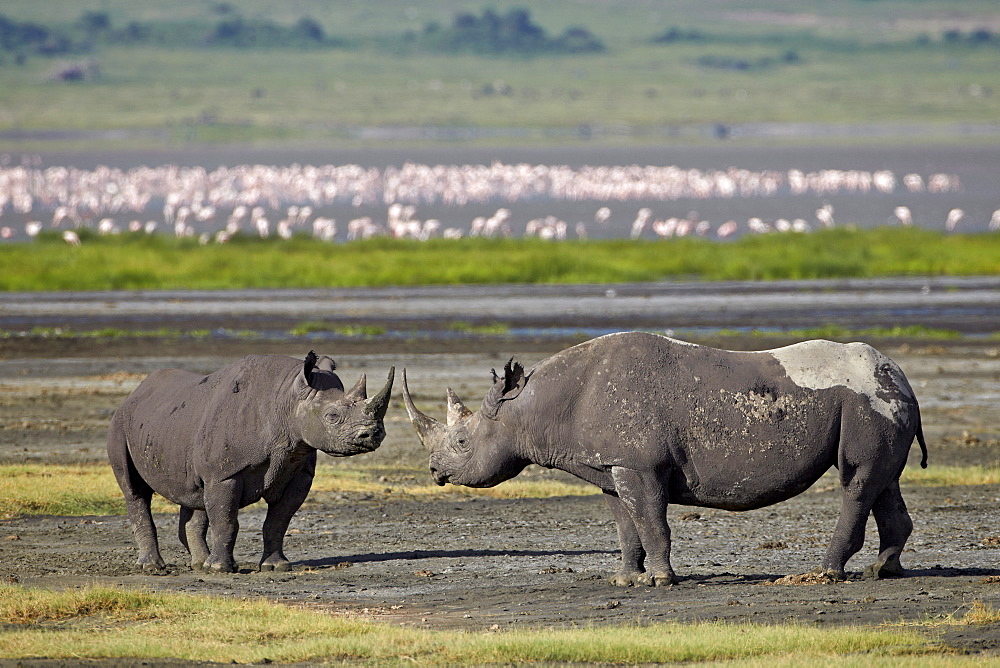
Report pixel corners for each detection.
[402,333,927,586]
[108,352,393,573]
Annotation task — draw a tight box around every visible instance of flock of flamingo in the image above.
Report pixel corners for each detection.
[0,160,997,244]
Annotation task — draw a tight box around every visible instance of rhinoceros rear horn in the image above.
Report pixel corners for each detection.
[346,373,367,400]
[446,388,473,426]
[401,368,444,450]
[364,366,394,420]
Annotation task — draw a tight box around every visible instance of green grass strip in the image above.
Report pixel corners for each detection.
[2,228,999,292]
[0,463,596,518]
[2,462,996,519]
[0,585,937,664]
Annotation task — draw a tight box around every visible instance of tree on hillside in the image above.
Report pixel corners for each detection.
[419,7,604,55]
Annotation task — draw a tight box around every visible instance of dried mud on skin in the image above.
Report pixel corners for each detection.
[1,339,999,657]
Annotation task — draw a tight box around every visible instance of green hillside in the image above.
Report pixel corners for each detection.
[1,1,999,148]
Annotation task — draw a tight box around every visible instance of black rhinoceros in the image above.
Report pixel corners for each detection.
[108,352,393,573]
[402,333,927,586]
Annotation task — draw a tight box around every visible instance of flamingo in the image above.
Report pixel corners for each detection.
[630,208,652,239]
[892,206,913,226]
[815,204,834,228]
[716,220,738,238]
[945,208,964,231]
[791,219,811,233]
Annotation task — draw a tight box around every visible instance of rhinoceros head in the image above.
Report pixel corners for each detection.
[294,352,394,456]
[401,360,530,488]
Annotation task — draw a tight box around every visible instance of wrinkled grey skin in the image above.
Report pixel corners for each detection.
[403,333,927,587]
[108,352,393,573]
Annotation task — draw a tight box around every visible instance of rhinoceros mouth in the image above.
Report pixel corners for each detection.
[429,466,449,486]
[322,427,385,457]
[355,425,385,443]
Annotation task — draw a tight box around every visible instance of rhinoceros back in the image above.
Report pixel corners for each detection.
[114,356,300,504]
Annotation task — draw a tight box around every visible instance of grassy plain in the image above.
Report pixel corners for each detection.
[3,462,997,520]
[2,1,1000,148]
[0,584,949,665]
[2,228,999,292]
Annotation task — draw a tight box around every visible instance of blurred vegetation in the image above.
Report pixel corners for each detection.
[0,1,998,146]
[2,228,998,292]
[408,8,604,55]
[0,5,602,59]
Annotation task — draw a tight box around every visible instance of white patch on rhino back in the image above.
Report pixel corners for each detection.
[766,340,913,423]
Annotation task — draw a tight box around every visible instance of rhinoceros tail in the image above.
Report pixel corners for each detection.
[916,421,928,469]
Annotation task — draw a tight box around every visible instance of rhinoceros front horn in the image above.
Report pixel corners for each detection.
[401,368,445,450]
[364,366,394,420]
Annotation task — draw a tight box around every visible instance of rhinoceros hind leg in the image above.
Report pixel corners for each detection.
[863,481,912,580]
[822,492,875,576]
[109,427,165,572]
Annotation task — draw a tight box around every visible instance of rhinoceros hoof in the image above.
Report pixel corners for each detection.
[812,567,847,582]
[862,560,905,580]
[641,571,677,587]
[610,570,676,587]
[608,570,646,587]
[203,558,237,573]
[138,554,166,571]
[259,560,292,573]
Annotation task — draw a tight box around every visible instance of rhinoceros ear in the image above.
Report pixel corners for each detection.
[295,351,321,395]
[299,352,345,392]
[482,358,532,420]
[303,351,319,378]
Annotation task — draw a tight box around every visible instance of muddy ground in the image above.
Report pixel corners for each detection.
[2,331,1000,657]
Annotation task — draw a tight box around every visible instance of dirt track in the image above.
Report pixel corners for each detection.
[2,322,1000,655]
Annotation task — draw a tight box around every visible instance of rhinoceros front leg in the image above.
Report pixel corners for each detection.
[202,478,241,573]
[260,463,315,572]
[610,466,676,586]
[178,506,210,570]
[603,491,647,586]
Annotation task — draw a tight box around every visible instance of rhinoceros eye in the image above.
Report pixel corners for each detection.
[325,410,343,423]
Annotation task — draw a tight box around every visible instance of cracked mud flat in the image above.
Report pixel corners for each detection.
[1,334,999,657]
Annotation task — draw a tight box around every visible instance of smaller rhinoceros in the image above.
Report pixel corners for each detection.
[402,333,928,586]
[108,352,393,573]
